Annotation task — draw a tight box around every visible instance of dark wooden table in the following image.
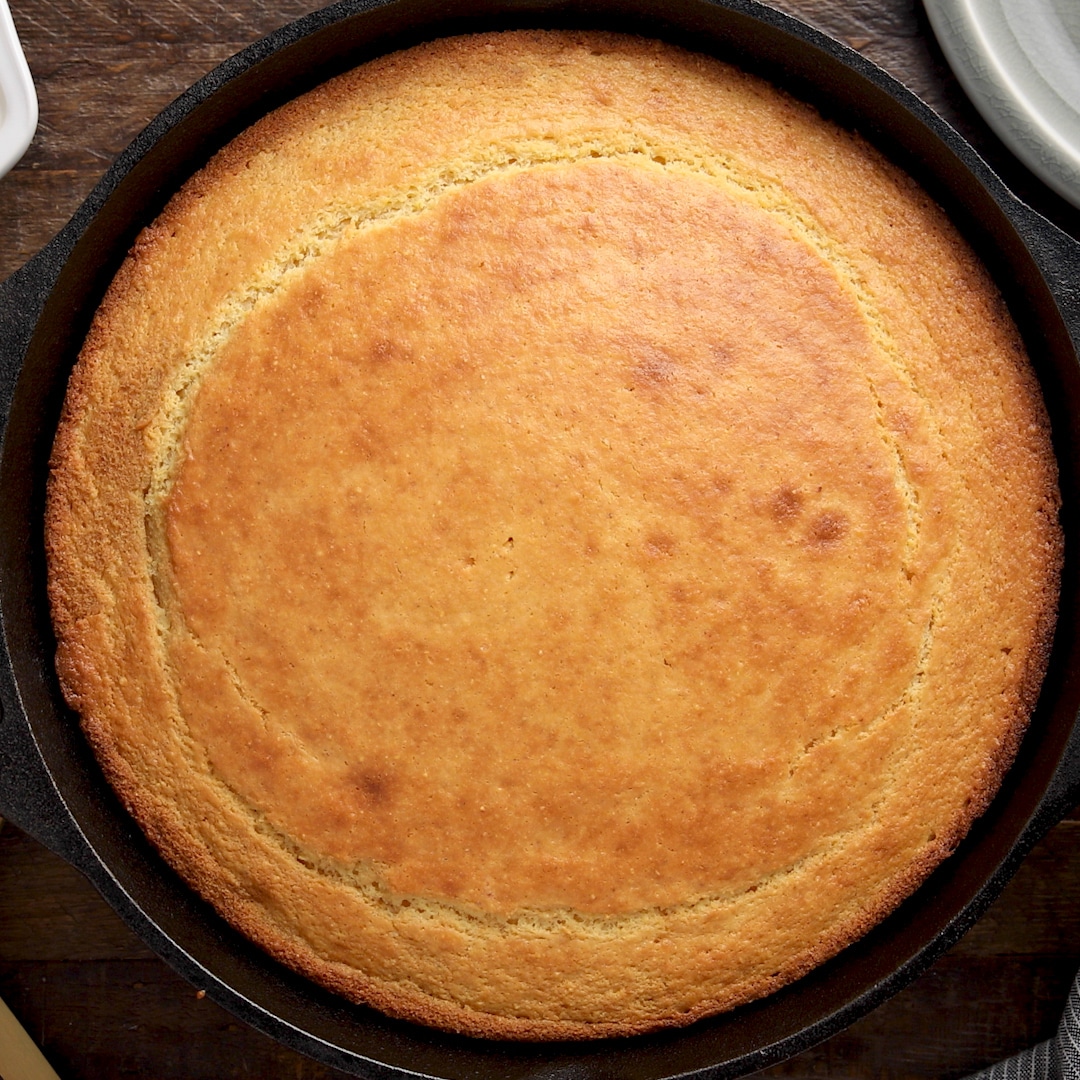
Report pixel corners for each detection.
[2,1,1080,1077]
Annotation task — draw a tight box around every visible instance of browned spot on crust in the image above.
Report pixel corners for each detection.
[349,765,395,806]
[644,533,677,558]
[809,511,849,547]
[369,338,403,365]
[630,346,678,390]
[770,486,803,523]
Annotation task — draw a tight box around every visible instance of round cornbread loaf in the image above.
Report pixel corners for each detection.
[46,30,1062,1039]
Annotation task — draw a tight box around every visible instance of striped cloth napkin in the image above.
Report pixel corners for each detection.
[968,974,1080,1079]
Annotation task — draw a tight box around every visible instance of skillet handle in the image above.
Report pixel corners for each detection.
[1006,204,1080,823]
[0,680,95,874]
[0,248,97,873]
[1034,715,1080,835]
[1009,202,1080,359]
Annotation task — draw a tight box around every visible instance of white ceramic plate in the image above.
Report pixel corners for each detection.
[0,0,36,180]
[924,0,1080,209]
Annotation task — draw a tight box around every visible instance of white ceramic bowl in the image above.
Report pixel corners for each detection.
[0,0,37,180]
[925,0,1080,210]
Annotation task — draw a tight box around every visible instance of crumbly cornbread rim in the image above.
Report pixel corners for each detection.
[45,30,1063,1039]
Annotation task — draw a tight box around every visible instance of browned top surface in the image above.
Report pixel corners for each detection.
[43,30,1060,1037]
[169,155,920,914]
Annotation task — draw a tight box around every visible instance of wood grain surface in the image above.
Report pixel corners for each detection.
[2,1,1079,1077]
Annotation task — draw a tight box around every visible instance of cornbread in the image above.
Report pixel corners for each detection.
[46,31,1061,1039]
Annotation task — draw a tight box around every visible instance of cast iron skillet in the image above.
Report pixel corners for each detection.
[1,0,1080,1076]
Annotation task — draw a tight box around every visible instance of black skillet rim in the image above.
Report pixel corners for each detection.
[1,1,1080,1077]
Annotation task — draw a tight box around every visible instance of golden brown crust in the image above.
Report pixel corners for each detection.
[46,30,1062,1039]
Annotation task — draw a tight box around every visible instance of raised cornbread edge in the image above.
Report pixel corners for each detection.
[45,29,1064,1039]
